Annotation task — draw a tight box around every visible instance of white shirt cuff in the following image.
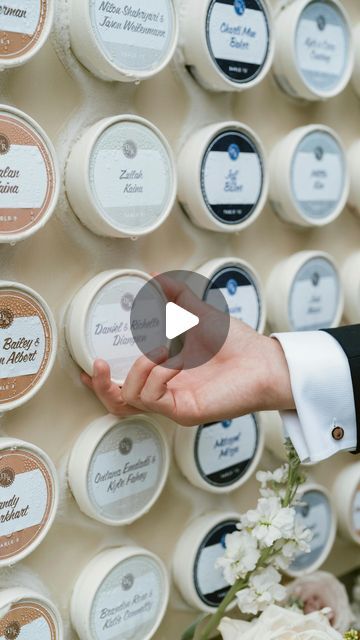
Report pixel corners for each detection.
[272,331,357,463]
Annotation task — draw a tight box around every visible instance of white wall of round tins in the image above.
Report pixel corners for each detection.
[2,0,360,638]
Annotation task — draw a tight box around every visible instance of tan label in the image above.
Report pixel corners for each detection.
[0,289,53,405]
[0,449,54,562]
[0,600,57,639]
[0,1,48,60]
[0,112,56,236]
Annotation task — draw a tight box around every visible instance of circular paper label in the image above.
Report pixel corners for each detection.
[85,275,165,383]
[295,0,350,94]
[87,419,166,523]
[90,0,175,74]
[89,121,173,234]
[201,130,263,225]
[0,600,57,640]
[0,449,54,562]
[0,1,49,61]
[90,555,165,640]
[206,0,270,84]
[289,257,340,331]
[0,289,53,405]
[291,130,346,221]
[195,414,259,488]
[0,111,56,238]
[203,265,262,328]
[290,489,332,572]
[194,519,238,607]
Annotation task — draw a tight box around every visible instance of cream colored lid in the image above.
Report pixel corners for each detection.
[0,588,63,639]
[173,512,240,612]
[0,281,57,412]
[65,269,165,386]
[0,105,59,243]
[0,0,54,69]
[175,414,264,494]
[286,483,336,577]
[0,438,58,567]
[181,0,274,92]
[198,257,266,332]
[71,547,169,640]
[266,251,343,332]
[68,414,170,526]
[70,0,178,82]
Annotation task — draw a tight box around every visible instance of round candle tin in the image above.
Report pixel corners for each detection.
[0,281,57,412]
[177,121,267,233]
[286,483,336,577]
[0,438,58,567]
[68,414,170,526]
[333,463,360,545]
[269,125,348,227]
[173,512,240,612]
[0,0,54,69]
[71,547,169,640]
[65,269,166,386]
[0,588,63,639]
[273,0,353,101]
[347,139,360,218]
[0,105,59,244]
[266,251,343,332]
[70,0,178,82]
[342,252,360,323]
[181,0,273,92]
[66,115,176,239]
[175,413,263,494]
[197,257,266,332]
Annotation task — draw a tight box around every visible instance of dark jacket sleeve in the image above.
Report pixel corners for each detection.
[322,326,360,454]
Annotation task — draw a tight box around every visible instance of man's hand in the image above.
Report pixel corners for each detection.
[82,272,295,425]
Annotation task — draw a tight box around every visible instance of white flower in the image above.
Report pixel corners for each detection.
[256,465,289,486]
[216,531,261,585]
[235,567,287,615]
[259,486,286,499]
[241,497,296,547]
[218,604,343,640]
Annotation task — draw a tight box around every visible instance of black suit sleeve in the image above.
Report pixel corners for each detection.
[322,325,360,454]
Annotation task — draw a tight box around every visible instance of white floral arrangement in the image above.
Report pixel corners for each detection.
[182,441,358,640]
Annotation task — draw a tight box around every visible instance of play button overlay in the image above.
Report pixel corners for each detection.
[166,302,199,340]
[130,270,231,371]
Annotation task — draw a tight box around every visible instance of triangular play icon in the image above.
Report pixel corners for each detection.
[166,302,199,340]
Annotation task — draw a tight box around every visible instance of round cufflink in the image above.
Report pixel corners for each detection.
[332,426,344,441]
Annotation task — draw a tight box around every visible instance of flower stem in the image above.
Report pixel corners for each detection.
[197,579,246,640]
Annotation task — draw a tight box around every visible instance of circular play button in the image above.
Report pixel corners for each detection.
[130,270,231,371]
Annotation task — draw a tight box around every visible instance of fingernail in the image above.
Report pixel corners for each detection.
[148,346,167,360]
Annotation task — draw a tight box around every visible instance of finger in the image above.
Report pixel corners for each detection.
[81,371,94,390]
[91,359,130,412]
[122,346,168,405]
[155,274,214,320]
[92,359,113,395]
[140,358,183,407]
